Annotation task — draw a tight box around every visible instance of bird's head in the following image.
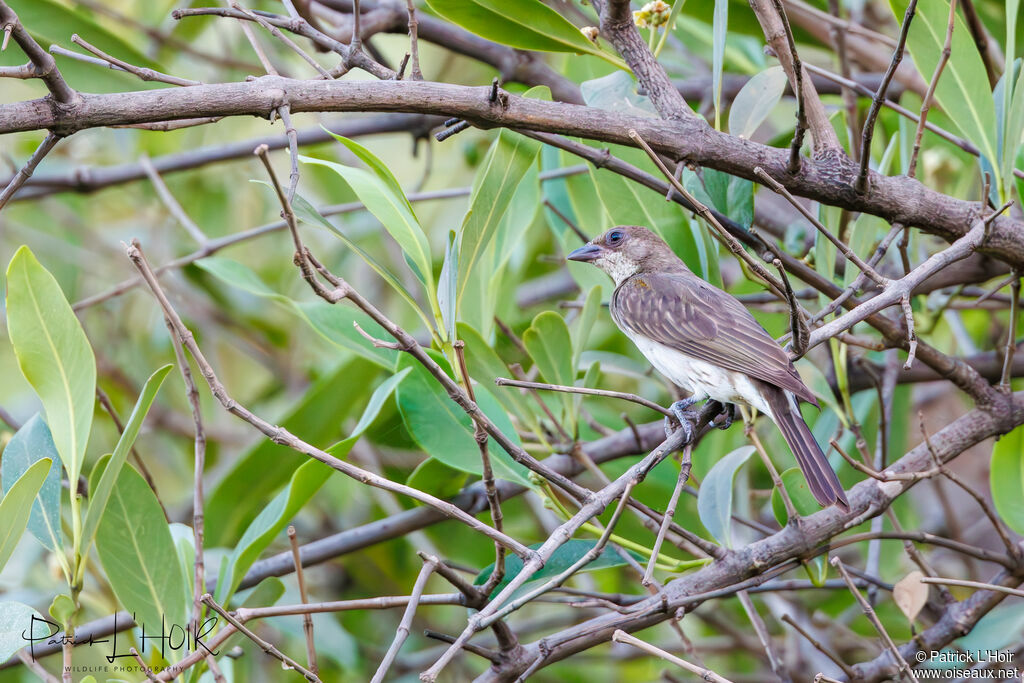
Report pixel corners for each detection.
[566,225,682,285]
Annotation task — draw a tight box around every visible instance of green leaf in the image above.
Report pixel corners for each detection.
[6,246,96,488]
[997,60,1024,199]
[217,459,332,603]
[396,353,531,487]
[0,458,51,573]
[712,0,729,129]
[770,467,828,585]
[571,286,602,373]
[474,539,642,598]
[216,369,410,602]
[196,257,396,368]
[80,365,172,565]
[702,169,754,231]
[299,155,433,293]
[205,359,381,545]
[407,458,468,500]
[891,0,998,191]
[523,311,575,429]
[0,602,43,662]
[697,445,755,548]
[48,594,76,631]
[456,130,540,316]
[94,461,189,640]
[991,424,1024,535]
[728,66,788,140]
[425,0,626,68]
[438,230,458,343]
[1,414,63,553]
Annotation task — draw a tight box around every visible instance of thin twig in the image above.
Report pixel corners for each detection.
[405,0,422,80]
[200,594,321,681]
[129,648,160,682]
[612,630,734,683]
[163,317,207,632]
[288,526,318,677]
[780,613,855,678]
[918,577,1024,599]
[227,1,331,78]
[495,377,673,417]
[140,155,208,244]
[68,34,201,86]
[643,445,691,586]
[737,591,791,683]
[1001,272,1021,389]
[0,132,61,212]
[126,240,531,558]
[856,0,918,194]
[455,340,505,595]
[907,0,956,178]
[754,166,887,286]
[372,557,438,682]
[830,558,919,682]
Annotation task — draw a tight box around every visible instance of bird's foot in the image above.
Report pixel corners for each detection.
[711,402,736,430]
[664,398,700,441]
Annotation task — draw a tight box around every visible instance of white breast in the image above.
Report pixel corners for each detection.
[625,330,771,416]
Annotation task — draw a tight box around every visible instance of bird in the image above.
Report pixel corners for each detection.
[567,225,849,511]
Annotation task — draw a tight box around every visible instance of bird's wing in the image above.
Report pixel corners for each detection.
[612,271,817,405]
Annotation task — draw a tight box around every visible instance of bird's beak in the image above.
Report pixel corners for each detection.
[567,243,602,263]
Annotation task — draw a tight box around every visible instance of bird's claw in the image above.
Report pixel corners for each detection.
[664,398,699,442]
[712,402,736,430]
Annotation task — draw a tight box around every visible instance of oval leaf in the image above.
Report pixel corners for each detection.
[728,65,788,140]
[396,354,531,487]
[0,602,43,662]
[6,246,96,487]
[1,414,62,553]
[0,458,52,573]
[94,462,189,638]
[697,445,755,548]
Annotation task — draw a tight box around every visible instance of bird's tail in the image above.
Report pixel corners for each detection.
[762,385,850,511]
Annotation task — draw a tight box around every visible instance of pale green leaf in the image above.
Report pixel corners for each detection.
[6,246,96,487]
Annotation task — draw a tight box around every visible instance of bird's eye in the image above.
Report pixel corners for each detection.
[607,230,624,245]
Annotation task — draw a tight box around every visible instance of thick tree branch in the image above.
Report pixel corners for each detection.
[3,78,1021,269]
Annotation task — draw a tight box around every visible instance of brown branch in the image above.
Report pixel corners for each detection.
[67,34,201,86]
[372,557,438,682]
[0,2,77,103]
[591,0,694,121]
[6,78,1024,270]
[0,132,61,212]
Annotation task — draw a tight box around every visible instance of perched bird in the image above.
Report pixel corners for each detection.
[568,225,849,510]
